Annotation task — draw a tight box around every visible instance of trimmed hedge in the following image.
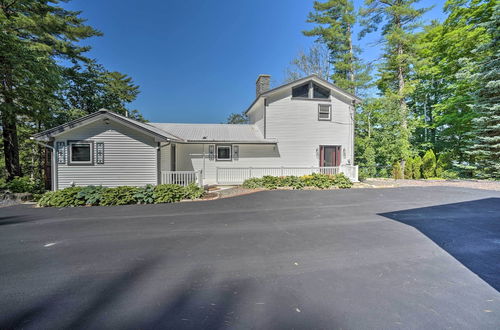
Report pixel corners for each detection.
[242,173,352,189]
[38,183,204,207]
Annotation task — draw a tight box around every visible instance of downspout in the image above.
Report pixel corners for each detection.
[351,100,356,165]
[202,144,206,179]
[263,98,267,139]
[30,137,57,191]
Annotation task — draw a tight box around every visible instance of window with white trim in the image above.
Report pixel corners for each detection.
[69,141,93,165]
[318,104,331,121]
[216,145,232,161]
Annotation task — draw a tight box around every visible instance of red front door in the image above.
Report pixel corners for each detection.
[320,146,341,167]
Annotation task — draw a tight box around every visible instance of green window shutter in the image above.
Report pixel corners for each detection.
[96,142,104,164]
[56,142,66,164]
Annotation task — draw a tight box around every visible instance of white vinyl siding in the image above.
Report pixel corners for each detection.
[247,98,265,134]
[161,143,279,184]
[265,92,353,167]
[167,84,355,184]
[54,120,157,189]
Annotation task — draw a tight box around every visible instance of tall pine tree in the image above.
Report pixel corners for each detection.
[0,0,100,180]
[360,0,430,160]
[304,0,369,94]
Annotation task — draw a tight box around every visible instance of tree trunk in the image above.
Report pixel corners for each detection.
[398,49,407,128]
[395,14,407,130]
[1,51,22,180]
[1,109,22,180]
[347,21,355,94]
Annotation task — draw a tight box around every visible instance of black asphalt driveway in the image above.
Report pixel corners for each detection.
[1,187,499,329]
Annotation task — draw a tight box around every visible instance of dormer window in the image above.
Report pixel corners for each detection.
[292,83,309,98]
[292,82,330,99]
[313,84,330,99]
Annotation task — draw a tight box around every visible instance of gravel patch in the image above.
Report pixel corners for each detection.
[358,178,500,191]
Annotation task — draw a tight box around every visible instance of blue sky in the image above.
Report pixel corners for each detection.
[65,0,446,123]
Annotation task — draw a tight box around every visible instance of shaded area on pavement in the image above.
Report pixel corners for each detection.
[380,198,500,291]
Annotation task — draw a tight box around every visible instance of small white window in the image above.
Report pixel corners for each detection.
[216,145,232,161]
[69,141,93,165]
[318,104,331,121]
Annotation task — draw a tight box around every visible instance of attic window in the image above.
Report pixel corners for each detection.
[313,84,330,99]
[292,83,309,98]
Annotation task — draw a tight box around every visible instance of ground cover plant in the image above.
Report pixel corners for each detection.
[38,183,204,207]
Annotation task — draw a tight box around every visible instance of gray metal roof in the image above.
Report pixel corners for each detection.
[149,123,276,143]
[33,110,182,142]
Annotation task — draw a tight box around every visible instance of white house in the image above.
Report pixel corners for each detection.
[33,74,361,190]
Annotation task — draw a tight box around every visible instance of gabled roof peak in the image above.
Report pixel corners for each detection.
[245,74,362,114]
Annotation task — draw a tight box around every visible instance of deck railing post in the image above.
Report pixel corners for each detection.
[197,170,203,187]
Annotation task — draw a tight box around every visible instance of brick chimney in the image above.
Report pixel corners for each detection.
[256,74,271,96]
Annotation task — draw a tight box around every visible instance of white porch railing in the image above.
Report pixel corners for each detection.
[161,170,203,187]
[216,165,358,185]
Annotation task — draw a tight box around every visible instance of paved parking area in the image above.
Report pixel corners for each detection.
[0,187,499,329]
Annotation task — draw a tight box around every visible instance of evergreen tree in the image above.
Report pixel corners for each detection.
[467,3,499,179]
[62,62,140,118]
[360,0,431,159]
[404,157,414,179]
[392,162,403,179]
[0,0,100,180]
[304,0,370,94]
[422,149,437,179]
[413,155,423,179]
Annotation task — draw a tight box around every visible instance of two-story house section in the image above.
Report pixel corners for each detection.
[33,74,361,190]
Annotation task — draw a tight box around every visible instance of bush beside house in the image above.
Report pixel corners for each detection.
[38,183,204,207]
[242,173,353,190]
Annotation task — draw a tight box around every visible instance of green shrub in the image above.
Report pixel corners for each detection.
[358,168,369,181]
[100,186,139,206]
[183,183,204,199]
[242,173,352,189]
[242,177,263,189]
[422,150,437,179]
[378,168,389,178]
[442,170,459,180]
[392,162,403,180]
[330,173,353,188]
[134,184,155,204]
[436,153,452,178]
[37,183,205,207]
[300,173,333,189]
[77,185,106,206]
[38,187,84,207]
[279,176,305,189]
[261,175,280,189]
[413,156,423,179]
[404,158,413,179]
[153,184,186,203]
[1,176,45,194]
